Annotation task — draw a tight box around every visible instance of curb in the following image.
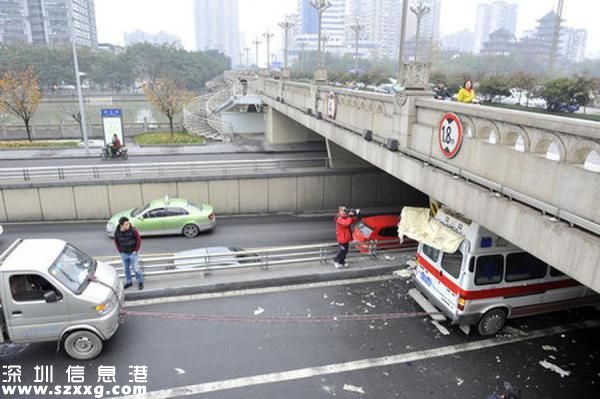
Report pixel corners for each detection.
[124,263,404,301]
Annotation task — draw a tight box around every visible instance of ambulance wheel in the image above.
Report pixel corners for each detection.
[64,330,103,360]
[477,309,507,336]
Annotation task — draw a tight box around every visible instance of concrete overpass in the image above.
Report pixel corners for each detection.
[226,67,600,292]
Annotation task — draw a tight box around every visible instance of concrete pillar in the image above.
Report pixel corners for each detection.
[265,107,322,144]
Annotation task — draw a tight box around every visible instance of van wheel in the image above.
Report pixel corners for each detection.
[183,224,200,238]
[63,330,103,360]
[477,309,507,336]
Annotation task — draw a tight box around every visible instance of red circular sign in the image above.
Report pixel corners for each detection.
[438,113,463,158]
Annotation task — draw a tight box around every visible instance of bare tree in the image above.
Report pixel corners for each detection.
[143,76,193,137]
[0,68,42,142]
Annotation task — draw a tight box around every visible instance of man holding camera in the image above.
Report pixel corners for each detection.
[333,206,359,269]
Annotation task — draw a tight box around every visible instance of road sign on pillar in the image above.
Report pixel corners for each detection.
[438,113,463,158]
[101,108,124,146]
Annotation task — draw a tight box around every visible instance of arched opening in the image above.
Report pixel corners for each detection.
[546,142,561,161]
[584,150,600,172]
[488,131,498,144]
[515,135,525,152]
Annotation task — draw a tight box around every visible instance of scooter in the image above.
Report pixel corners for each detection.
[101,145,128,160]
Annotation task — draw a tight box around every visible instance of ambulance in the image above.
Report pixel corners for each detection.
[399,207,599,336]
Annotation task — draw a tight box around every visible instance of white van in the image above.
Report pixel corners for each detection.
[0,239,123,359]
[399,207,600,336]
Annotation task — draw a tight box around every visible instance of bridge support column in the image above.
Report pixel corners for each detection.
[265,107,323,144]
[326,139,372,169]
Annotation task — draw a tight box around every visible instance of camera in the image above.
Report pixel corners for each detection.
[343,207,360,217]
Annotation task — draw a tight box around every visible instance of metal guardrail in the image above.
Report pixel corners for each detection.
[102,240,415,279]
[259,88,600,238]
[0,158,331,184]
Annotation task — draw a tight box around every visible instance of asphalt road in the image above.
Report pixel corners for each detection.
[0,151,328,168]
[0,214,336,257]
[2,277,599,398]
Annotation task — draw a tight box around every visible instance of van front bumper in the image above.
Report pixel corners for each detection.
[412,275,480,326]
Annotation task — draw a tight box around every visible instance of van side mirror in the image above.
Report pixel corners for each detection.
[44,291,59,303]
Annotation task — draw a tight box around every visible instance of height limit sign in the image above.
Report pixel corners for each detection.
[438,113,463,159]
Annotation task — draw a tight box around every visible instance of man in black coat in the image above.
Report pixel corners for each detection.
[114,217,144,290]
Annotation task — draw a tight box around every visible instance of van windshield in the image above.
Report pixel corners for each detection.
[48,245,96,294]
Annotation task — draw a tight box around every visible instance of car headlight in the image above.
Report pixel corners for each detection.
[95,299,115,315]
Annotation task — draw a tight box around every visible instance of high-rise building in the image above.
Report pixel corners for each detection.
[442,30,475,53]
[0,0,97,47]
[563,28,587,63]
[124,30,183,48]
[347,0,402,59]
[473,1,518,53]
[293,0,347,54]
[194,0,240,63]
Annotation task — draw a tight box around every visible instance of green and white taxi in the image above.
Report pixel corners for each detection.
[106,197,216,238]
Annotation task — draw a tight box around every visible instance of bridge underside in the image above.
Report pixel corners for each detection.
[265,103,600,293]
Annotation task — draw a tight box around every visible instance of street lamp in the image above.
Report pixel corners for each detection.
[71,38,89,152]
[397,0,409,82]
[278,17,295,70]
[263,30,274,70]
[349,18,364,72]
[410,2,431,61]
[252,37,262,68]
[310,0,332,68]
[321,33,330,67]
[299,41,307,73]
[243,47,250,70]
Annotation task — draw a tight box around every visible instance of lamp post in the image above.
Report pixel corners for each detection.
[310,0,332,68]
[321,33,330,67]
[243,47,250,69]
[278,18,295,70]
[299,41,307,73]
[263,30,274,70]
[410,2,431,61]
[397,0,409,83]
[71,39,89,152]
[252,37,262,68]
[349,18,364,72]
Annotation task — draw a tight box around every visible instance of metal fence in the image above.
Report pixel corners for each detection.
[101,240,415,279]
[0,157,331,184]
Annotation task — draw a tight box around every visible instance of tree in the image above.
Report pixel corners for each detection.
[540,77,594,112]
[0,68,42,141]
[60,104,83,139]
[478,74,512,103]
[144,76,194,137]
[509,71,539,107]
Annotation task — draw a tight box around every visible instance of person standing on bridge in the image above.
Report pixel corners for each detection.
[333,206,359,269]
[457,79,476,104]
[114,216,144,290]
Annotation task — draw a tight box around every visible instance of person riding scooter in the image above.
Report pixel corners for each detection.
[109,134,122,156]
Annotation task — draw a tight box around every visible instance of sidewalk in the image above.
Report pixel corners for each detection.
[123,252,415,301]
[0,134,326,160]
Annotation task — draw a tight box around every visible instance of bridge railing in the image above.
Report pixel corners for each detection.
[0,158,331,184]
[101,240,415,278]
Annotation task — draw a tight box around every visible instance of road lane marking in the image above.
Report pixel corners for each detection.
[112,319,600,398]
[125,275,402,307]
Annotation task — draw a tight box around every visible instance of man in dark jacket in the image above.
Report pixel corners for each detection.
[334,206,358,268]
[114,216,144,290]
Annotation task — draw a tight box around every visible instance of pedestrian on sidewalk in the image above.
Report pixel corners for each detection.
[114,217,144,290]
[333,206,359,269]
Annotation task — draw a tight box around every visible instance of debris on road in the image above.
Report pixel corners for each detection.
[542,345,559,352]
[431,320,451,335]
[253,307,265,316]
[456,377,464,386]
[175,368,186,375]
[343,384,365,394]
[539,360,571,378]
[393,268,413,279]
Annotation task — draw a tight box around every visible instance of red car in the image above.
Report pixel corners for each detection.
[352,214,417,253]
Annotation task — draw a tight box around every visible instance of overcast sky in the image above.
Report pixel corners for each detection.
[96,0,599,58]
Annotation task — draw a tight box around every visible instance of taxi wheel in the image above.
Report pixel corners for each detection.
[183,224,200,238]
[477,308,507,336]
[64,330,103,360]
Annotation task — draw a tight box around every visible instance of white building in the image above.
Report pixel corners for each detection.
[347,0,402,59]
[194,0,240,64]
[562,28,587,63]
[473,1,518,53]
[292,0,347,55]
[0,0,97,47]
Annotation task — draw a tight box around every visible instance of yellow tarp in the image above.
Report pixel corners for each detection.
[398,207,464,253]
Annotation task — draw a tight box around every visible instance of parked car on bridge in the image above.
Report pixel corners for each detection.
[352,214,417,253]
[106,197,215,238]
